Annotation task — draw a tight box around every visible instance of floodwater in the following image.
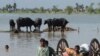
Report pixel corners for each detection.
[0,13,100,56]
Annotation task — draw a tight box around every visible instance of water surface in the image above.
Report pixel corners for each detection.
[0,13,100,56]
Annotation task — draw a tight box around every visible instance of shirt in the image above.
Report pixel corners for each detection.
[37,46,49,56]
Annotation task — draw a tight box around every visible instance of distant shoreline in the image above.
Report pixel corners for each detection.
[0,12,100,15]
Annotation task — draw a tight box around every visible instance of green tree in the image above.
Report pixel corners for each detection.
[80,4,84,12]
[65,6,73,14]
[13,3,17,11]
[45,8,51,13]
[75,3,79,12]
[6,4,12,12]
[6,4,9,11]
[40,7,45,13]
[87,3,94,13]
[95,3,100,13]
[32,8,39,13]
[8,4,12,12]
[2,7,6,12]
[85,6,89,12]
[52,5,59,13]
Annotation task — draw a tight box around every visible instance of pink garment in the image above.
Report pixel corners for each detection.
[63,52,69,56]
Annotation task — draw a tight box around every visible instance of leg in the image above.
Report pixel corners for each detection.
[34,27,36,31]
[17,26,21,31]
[26,26,28,32]
[50,26,52,32]
[48,26,51,32]
[38,26,40,31]
[53,26,55,32]
[30,26,31,32]
[10,26,12,31]
[61,26,64,32]
[12,26,15,31]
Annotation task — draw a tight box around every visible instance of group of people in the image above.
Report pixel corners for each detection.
[63,43,90,56]
[38,38,89,56]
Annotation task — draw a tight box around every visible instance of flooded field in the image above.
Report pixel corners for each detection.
[0,13,100,56]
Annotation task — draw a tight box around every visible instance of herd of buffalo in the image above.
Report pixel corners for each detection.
[9,17,69,32]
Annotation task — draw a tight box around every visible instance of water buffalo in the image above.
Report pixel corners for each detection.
[44,19,53,31]
[33,18,42,31]
[16,17,34,32]
[9,19,15,31]
[52,18,69,32]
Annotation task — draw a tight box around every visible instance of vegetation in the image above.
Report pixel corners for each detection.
[0,3,100,14]
[65,6,73,14]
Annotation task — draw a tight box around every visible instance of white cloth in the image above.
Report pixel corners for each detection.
[80,44,89,52]
[37,46,49,56]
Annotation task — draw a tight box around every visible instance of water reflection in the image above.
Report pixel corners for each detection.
[10,31,67,42]
[47,32,54,38]
[61,32,66,38]
[10,32,15,38]
[7,27,100,56]
[78,27,80,34]
[97,26,99,33]
[10,32,33,48]
[32,33,41,38]
[47,31,67,39]
[47,31,67,41]
[10,32,35,39]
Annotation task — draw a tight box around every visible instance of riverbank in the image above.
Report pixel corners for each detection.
[0,12,100,15]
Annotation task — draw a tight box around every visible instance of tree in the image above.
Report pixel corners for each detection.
[6,4,9,11]
[85,6,89,12]
[46,8,51,13]
[8,4,12,12]
[52,5,59,13]
[5,4,12,12]
[65,6,73,14]
[95,3,100,13]
[32,8,39,13]
[13,3,17,11]
[80,4,84,12]
[2,7,6,12]
[75,3,79,12]
[87,3,94,13]
[40,7,45,13]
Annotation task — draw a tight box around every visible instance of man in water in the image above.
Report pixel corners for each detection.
[63,45,81,56]
[37,38,49,56]
[80,44,89,56]
[45,40,56,56]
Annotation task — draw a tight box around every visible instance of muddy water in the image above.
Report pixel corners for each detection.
[0,14,100,56]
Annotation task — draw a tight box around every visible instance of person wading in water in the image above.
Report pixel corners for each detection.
[45,40,56,56]
[37,38,49,56]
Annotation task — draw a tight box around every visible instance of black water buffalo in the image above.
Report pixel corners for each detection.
[16,17,34,32]
[44,19,53,31]
[52,18,69,32]
[9,19,15,31]
[33,18,42,31]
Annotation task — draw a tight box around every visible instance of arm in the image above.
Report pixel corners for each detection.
[37,47,40,56]
[46,47,49,56]
[52,48,56,56]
